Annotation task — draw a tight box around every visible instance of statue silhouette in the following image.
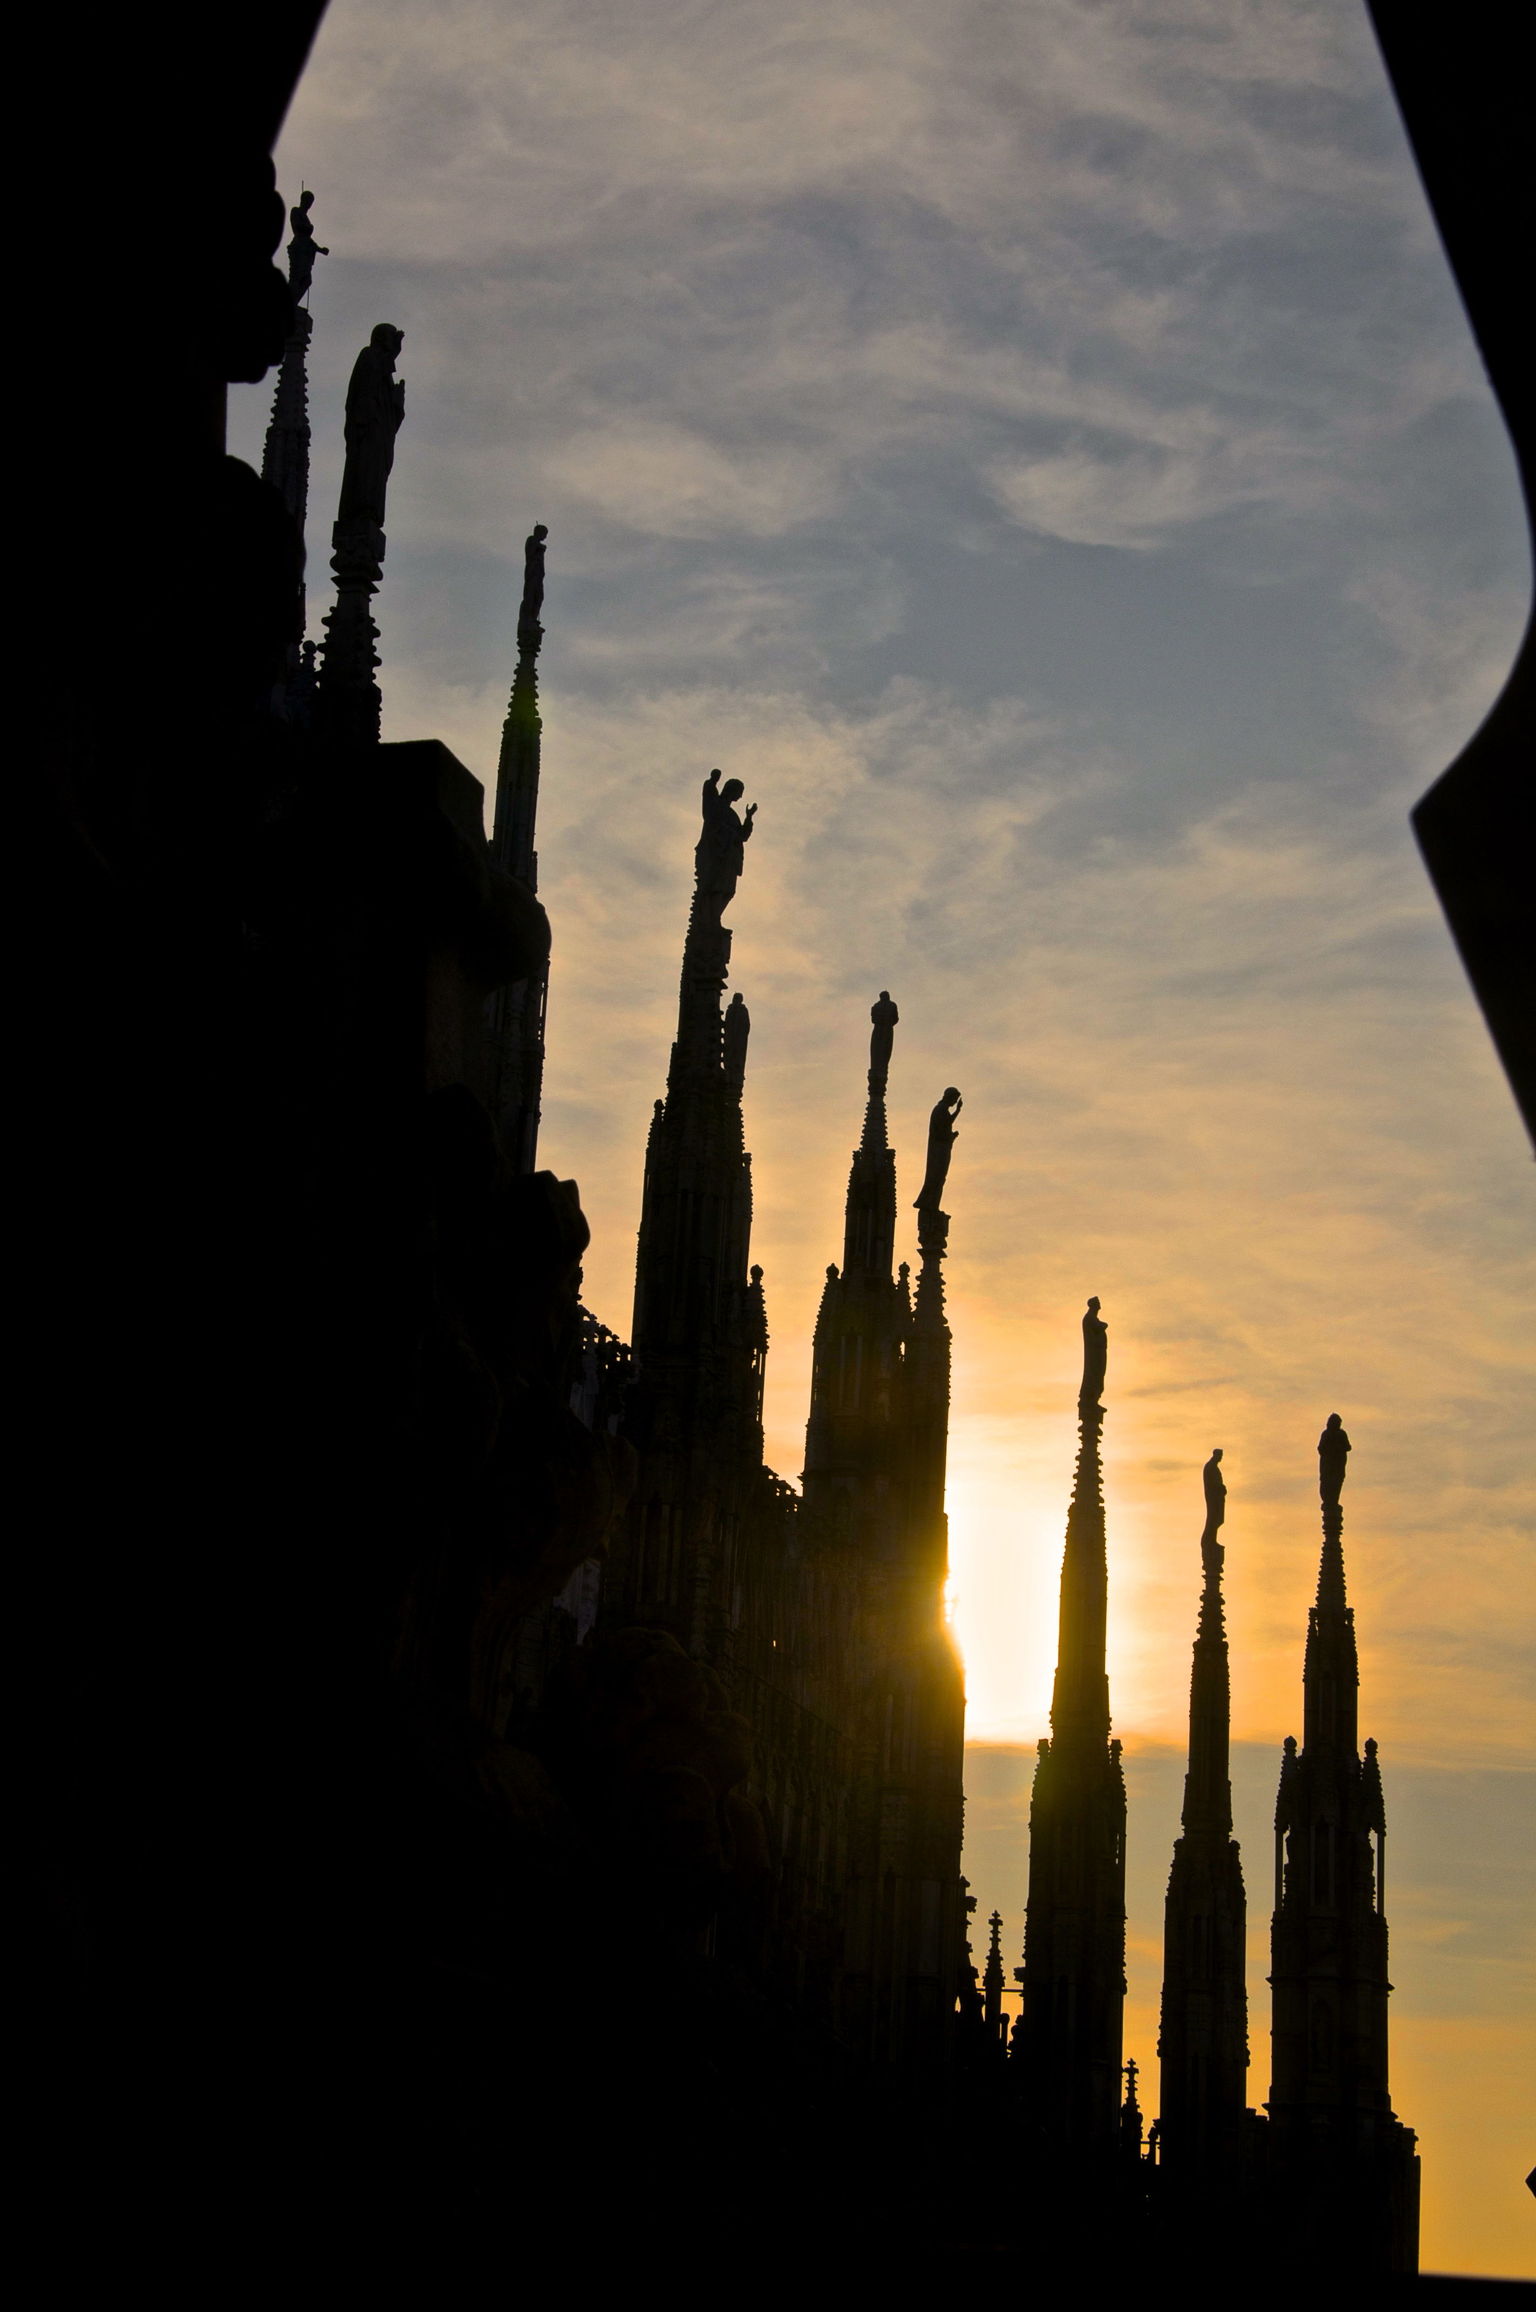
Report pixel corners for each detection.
[694,769,756,918]
[1079,1294,1107,1413]
[285,188,328,303]
[521,523,548,627]
[1318,1412,1351,1506]
[868,990,898,1098]
[913,1087,961,1210]
[337,324,405,529]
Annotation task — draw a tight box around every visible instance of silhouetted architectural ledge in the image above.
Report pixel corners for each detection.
[363,740,549,1090]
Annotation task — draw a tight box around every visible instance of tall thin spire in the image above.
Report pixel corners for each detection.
[1303,1410,1359,1756]
[983,1910,1007,2043]
[261,188,326,712]
[1268,1416,1419,2274]
[628,772,764,1660]
[1049,1296,1111,1747]
[1184,1449,1234,1836]
[1157,1449,1248,2199]
[805,995,905,1508]
[1016,1297,1127,2156]
[801,1011,966,2080]
[906,1091,958,1551]
[488,524,550,1171]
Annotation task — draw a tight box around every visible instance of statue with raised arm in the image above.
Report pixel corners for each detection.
[1202,1447,1226,1532]
[694,769,756,918]
[1318,1412,1351,1506]
[869,990,899,1099]
[913,1087,962,1211]
[337,324,405,529]
[1078,1295,1107,1414]
[286,188,329,304]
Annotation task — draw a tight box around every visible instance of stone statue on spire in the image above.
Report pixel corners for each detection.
[1203,1447,1226,1530]
[1318,1412,1351,1506]
[337,324,405,529]
[868,990,898,1100]
[285,188,328,304]
[519,523,548,640]
[1078,1294,1107,1414]
[694,769,756,920]
[913,1087,962,1211]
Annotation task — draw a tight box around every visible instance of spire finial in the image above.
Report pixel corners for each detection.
[1048,1298,1111,1748]
[1078,1294,1107,1417]
[1315,1411,1351,1617]
[859,989,898,1154]
[1319,1412,1350,1507]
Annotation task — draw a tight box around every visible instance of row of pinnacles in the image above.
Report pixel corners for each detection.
[263,194,1417,2274]
[983,1303,1419,2273]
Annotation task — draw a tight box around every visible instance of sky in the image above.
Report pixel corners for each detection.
[234,0,1534,2274]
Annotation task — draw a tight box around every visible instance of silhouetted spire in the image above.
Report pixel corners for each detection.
[1269,1417,1419,2274]
[1183,1449,1233,1838]
[805,998,908,1497]
[260,190,322,710]
[1304,1412,1359,1756]
[983,1910,1007,2042]
[1049,1297,1111,1749]
[1016,1298,1126,2154]
[631,770,763,1516]
[1120,2059,1144,2158]
[490,524,546,885]
[1157,1449,1248,2197]
[489,524,550,1170]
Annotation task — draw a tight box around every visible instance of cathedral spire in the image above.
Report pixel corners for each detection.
[1157,1449,1248,2199]
[1268,1417,1419,2274]
[1183,1449,1233,1838]
[1304,1411,1359,1756]
[805,997,908,1506]
[631,770,759,1394]
[1016,1298,1126,2153]
[983,1910,1007,2043]
[1049,1297,1111,1749]
[488,524,550,1170]
[626,773,764,1666]
[260,188,327,710]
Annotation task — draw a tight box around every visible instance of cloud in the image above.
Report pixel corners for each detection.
[988,440,1275,549]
